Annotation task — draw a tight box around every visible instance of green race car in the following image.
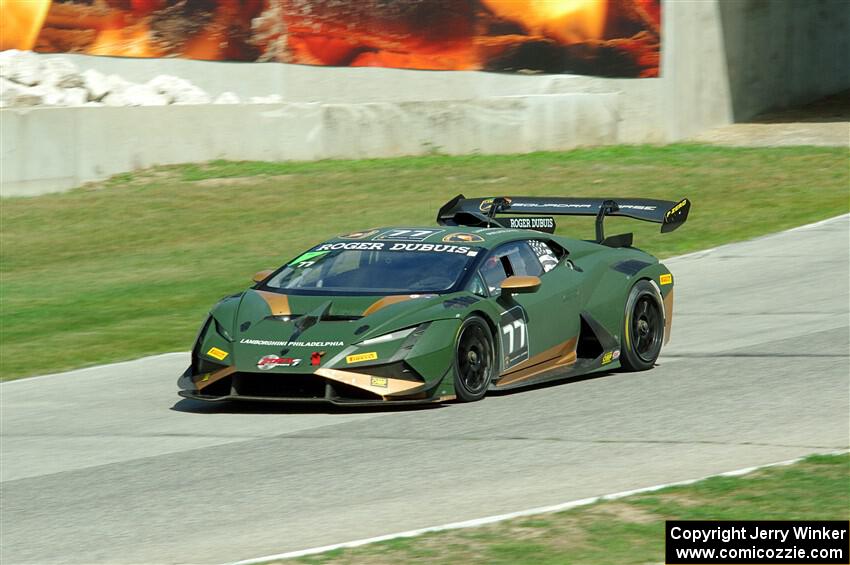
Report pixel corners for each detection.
[178,195,690,405]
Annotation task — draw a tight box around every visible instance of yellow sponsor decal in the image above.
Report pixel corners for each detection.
[346,351,378,364]
[660,273,673,285]
[370,376,388,388]
[206,347,229,361]
[665,199,687,220]
[601,351,613,365]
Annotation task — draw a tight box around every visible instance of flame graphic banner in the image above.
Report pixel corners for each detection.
[1,0,660,77]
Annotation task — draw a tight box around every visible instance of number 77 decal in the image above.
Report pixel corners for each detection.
[499,306,530,369]
[502,319,526,352]
[376,228,443,241]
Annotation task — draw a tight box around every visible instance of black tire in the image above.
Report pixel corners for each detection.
[620,280,664,371]
[453,316,496,402]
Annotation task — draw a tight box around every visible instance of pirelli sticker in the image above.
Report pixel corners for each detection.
[660,273,673,285]
[206,347,229,361]
[346,351,378,364]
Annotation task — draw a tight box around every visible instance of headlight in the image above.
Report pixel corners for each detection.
[358,326,417,346]
[214,318,233,341]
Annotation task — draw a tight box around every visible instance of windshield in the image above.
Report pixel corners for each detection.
[264,243,480,295]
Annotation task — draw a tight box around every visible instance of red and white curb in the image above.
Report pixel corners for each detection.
[226,449,849,565]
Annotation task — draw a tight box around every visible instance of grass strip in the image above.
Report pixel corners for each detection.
[1,144,847,379]
[283,453,850,564]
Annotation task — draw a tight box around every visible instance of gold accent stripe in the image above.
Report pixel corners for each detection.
[362,295,419,316]
[255,290,291,316]
[496,337,578,387]
[253,269,275,283]
[195,365,237,391]
[316,367,424,397]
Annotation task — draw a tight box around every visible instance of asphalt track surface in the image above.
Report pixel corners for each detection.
[2,215,849,565]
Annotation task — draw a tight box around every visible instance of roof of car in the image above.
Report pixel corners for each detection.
[326,226,543,248]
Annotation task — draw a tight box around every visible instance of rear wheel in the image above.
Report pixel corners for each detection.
[453,316,495,402]
[620,280,664,371]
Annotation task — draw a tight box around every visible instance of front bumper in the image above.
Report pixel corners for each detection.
[177,363,453,405]
[177,390,447,406]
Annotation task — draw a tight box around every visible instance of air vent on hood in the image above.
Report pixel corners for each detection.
[264,314,362,322]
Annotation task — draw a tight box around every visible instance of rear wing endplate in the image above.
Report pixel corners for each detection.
[436,195,691,243]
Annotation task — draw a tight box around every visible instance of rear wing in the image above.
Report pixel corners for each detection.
[436,195,691,244]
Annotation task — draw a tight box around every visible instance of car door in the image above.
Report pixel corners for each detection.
[527,238,583,348]
[479,240,580,373]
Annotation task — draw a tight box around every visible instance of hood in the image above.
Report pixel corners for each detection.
[212,289,472,372]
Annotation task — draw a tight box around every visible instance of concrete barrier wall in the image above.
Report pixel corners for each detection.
[3,45,666,197]
[719,0,850,121]
[1,93,627,197]
[2,0,848,197]
[52,52,662,105]
[658,0,734,141]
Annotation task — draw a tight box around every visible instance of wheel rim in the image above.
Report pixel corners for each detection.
[631,295,662,362]
[456,323,493,394]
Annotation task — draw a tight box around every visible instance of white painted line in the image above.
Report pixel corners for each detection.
[226,450,849,565]
[0,351,189,386]
[666,213,849,262]
[786,213,849,232]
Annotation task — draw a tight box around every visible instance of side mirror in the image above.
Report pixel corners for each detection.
[500,275,541,294]
[252,269,274,283]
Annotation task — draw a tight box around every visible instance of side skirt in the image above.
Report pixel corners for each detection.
[490,359,597,391]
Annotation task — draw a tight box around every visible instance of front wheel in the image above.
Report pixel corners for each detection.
[453,316,495,402]
[620,280,664,371]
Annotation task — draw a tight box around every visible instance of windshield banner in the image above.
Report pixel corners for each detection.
[313,242,478,256]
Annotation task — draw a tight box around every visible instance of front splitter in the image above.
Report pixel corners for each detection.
[178,390,451,407]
